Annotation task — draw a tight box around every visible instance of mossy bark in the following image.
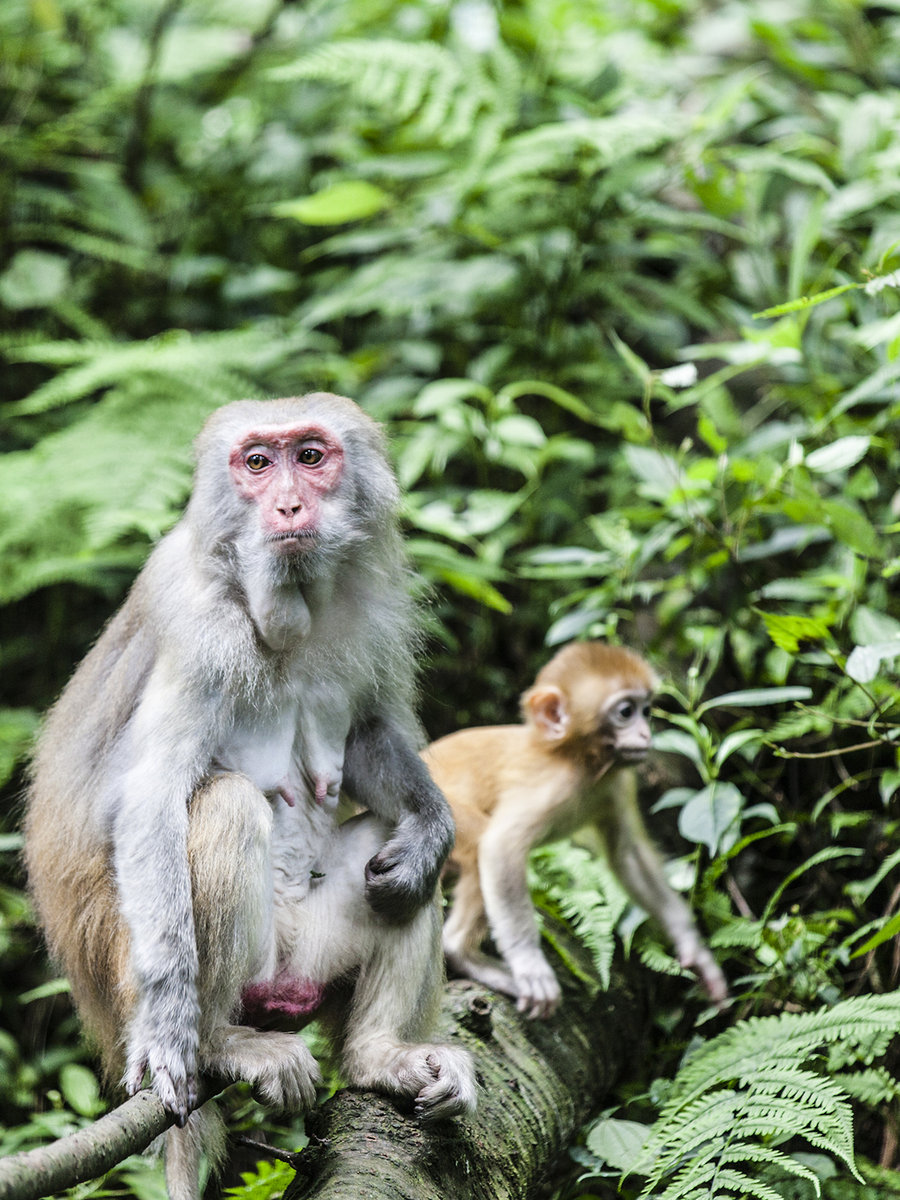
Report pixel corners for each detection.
[286,936,646,1200]
[0,932,646,1200]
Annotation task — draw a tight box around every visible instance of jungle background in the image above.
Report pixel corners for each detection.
[2,0,900,1196]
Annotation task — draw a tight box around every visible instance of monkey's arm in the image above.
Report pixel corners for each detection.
[477,810,562,1019]
[599,781,728,1007]
[110,672,211,1122]
[343,717,455,921]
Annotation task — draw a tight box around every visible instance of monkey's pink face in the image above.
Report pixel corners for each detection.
[228,424,345,549]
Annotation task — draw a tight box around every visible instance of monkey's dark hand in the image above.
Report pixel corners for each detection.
[344,719,455,919]
[364,835,441,921]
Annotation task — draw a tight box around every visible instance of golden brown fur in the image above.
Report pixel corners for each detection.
[423,641,727,1018]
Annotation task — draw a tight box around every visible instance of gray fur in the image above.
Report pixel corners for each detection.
[24,395,474,1199]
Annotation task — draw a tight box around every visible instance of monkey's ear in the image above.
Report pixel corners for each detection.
[523,686,570,741]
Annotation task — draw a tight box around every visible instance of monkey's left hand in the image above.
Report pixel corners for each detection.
[344,721,455,921]
[364,829,443,921]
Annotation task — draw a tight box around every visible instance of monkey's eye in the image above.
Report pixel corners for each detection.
[616,701,635,722]
[297,446,324,466]
[245,453,271,472]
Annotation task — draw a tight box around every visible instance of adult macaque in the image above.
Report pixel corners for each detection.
[423,641,727,1019]
[25,394,475,1200]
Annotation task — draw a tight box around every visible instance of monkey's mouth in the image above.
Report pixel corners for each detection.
[616,747,650,764]
[269,530,317,551]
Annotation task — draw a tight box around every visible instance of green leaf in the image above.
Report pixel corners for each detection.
[697,686,813,716]
[0,249,70,309]
[433,567,512,612]
[757,611,834,654]
[805,436,870,474]
[0,708,39,788]
[678,782,743,855]
[879,769,900,806]
[821,499,881,558]
[492,414,546,448]
[845,639,900,683]
[414,378,493,415]
[651,729,707,775]
[585,1117,651,1169]
[273,181,392,225]
[59,1063,104,1118]
[852,911,900,957]
[714,728,765,769]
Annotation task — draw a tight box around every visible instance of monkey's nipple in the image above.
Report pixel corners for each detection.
[314,775,341,808]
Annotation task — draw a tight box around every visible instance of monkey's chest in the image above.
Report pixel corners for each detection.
[216,691,351,812]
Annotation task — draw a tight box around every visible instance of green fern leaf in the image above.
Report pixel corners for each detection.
[668,994,900,1105]
[271,40,507,149]
[637,995,900,1199]
[835,1065,900,1106]
[529,840,629,989]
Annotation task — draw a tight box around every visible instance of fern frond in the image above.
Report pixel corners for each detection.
[637,995,900,1199]
[0,320,340,602]
[667,993,900,1106]
[270,39,518,149]
[4,324,331,415]
[648,1072,853,1176]
[14,222,158,272]
[717,1142,821,1187]
[299,252,519,328]
[710,918,765,948]
[637,937,688,978]
[529,840,629,988]
[834,1065,900,1106]
[483,110,680,188]
[659,1157,792,1200]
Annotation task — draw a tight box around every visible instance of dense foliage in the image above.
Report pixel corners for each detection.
[2,0,900,1196]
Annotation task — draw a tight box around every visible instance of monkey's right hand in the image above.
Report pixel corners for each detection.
[124,1019,199,1127]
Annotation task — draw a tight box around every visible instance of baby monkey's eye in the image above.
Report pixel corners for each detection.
[246,453,270,471]
[298,447,324,466]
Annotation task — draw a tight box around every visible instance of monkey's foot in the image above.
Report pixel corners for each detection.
[447,947,561,1019]
[241,974,325,1025]
[204,1026,321,1110]
[510,949,562,1020]
[350,1041,477,1121]
[445,946,515,994]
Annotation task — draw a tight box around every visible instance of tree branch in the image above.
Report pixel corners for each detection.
[0,1089,173,1200]
[0,927,648,1200]
[286,937,648,1199]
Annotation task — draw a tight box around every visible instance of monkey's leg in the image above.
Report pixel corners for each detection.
[164,777,320,1200]
[186,775,320,1109]
[442,868,521,1000]
[283,813,476,1121]
[341,898,477,1121]
[477,827,562,1019]
[601,793,728,1007]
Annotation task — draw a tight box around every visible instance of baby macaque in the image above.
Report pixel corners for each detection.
[422,641,727,1018]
